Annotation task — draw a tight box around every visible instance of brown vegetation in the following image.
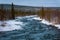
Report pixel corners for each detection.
[38,8,60,24]
[0,3,60,24]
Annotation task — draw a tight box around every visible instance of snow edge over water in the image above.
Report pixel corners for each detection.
[0,15,60,31]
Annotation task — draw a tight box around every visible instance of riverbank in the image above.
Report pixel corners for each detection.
[0,15,60,31]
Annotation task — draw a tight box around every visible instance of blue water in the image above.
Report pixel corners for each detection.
[0,16,60,40]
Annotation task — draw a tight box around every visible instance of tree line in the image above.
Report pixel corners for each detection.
[0,3,37,21]
[0,3,60,24]
[38,7,60,24]
[0,3,15,21]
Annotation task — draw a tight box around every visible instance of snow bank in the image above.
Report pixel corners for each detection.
[0,15,60,31]
[0,15,38,31]
[55,24,60,29]
[0,20,23,31]
[35,17,60,29]
[27,15,60,29]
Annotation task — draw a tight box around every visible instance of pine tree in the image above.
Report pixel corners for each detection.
[41,7,45,19]
[38,7,45,19]
[1,4,4,21]
[11,3,15,19]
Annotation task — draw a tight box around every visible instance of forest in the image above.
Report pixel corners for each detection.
[0,3,60,24]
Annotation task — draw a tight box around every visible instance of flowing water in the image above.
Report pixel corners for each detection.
[0,15,60,40]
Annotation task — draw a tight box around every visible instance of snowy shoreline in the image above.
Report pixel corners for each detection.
[0,15,60,31]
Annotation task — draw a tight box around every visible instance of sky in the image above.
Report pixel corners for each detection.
[0,0,60,7]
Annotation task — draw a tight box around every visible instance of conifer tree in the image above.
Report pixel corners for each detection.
[1,4,4,21]
[11,3,15,19]
[38,7,45,19]
[41,7,45,19]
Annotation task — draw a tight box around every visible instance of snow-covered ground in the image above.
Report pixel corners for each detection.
[0,15,60,31]
[0,20,23,31]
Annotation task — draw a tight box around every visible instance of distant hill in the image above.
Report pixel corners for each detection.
[0,4,60,12]
[0,4,41,12]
